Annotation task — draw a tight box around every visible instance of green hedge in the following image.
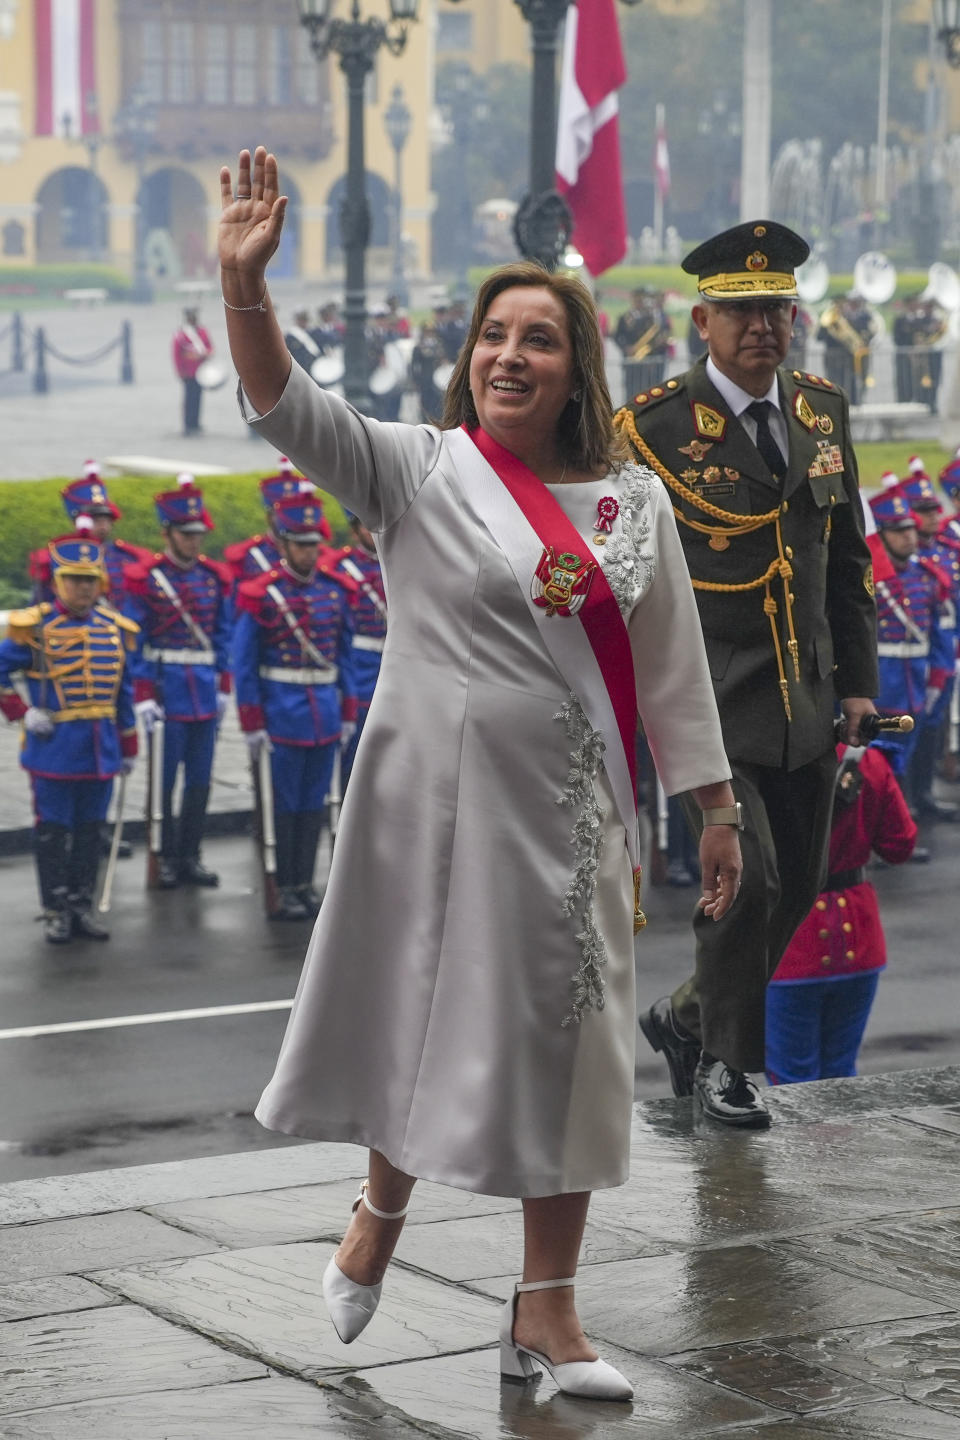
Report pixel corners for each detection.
[0,472,353,601]
[0,264,132,301]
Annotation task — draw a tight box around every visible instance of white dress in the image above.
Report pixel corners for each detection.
[250,362,730,1198]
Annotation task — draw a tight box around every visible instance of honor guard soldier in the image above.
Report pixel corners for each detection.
[30,462,152,609]
[897,466,960,819]
[615,220,878,1128]
[172,307,214,436]
[332,512,387,786]
[123,476,232,889]
[939,449,960,545]
[223,458,332,590]
[0,536,138,943]
[233,495,358,921]
[867,486,953,783]
[615,286,672,399]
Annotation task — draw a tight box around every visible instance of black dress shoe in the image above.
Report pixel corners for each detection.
[694,1059,770,1128]
[638,997,701,1097]
[917,798,958,823]
[71,907,110,941]
[297,884,324,915]
[43,910,72,945]
[910,846,931,864]
[270,887,310,921]
[157,858,180,889]
[178,858,220,887]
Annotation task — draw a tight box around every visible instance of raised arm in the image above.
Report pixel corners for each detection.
[219,146,292,415]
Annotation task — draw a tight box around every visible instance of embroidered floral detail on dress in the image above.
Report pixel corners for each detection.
[556,696,608,1027]
[602,463,658,617]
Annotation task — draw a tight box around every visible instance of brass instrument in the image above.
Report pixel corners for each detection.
[818,301,873,378]
[628,320,662,362]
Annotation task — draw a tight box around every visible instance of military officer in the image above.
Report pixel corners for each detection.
[224,458,332,591]
[897,466,960,819]
[331,512,387,787]
[0,535,138,943]
[123,476,232,889]
[30,462,152,608]
[615,220,878,1127]
[233,495,357,921]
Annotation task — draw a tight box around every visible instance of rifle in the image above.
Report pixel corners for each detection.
[146,717,164,889]
[98,772,127,913]
[255,742,280,917]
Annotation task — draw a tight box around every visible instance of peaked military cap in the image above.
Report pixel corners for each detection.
[683,220,810,301]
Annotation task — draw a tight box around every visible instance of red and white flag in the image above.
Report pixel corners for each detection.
[654,103,671,200]
[34,0,97,139]
[555,0,628,277]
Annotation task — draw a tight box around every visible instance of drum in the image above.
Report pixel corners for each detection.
[195,359,227,390]
[370,364,399,395]
[432,361,455,391]
[310,350,345,387]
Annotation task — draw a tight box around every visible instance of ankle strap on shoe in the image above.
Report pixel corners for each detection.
[516,1276,576,1293]
[356,1179,409,1221]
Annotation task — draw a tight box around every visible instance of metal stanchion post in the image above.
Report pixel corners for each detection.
[33,327,48,394]
[12,311,24,372]
[120,321,134,383]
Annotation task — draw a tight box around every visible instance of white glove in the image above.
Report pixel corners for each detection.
[925,685,942,715]
[340,720,357,747]
[119,756,136,777]
[23,706,54,736]
[216,692,230,721]
[244,728,272,758]
[135,698,165,733]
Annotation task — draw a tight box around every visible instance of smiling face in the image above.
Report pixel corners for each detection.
[468,286,577,448]
[692,297,796,396]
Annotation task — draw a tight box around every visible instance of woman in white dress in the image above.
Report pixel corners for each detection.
[219,148,741,1402]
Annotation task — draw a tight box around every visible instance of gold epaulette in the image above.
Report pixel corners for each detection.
[6,603,50,644]
[95,602,141,647]
[791,370,836,393]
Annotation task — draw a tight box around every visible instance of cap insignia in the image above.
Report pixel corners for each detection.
[754,225,767,237]
[746,251,768,272]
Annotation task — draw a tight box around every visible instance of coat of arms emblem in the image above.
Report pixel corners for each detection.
[531,547,597,617]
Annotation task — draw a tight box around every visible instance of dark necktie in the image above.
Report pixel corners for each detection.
[746,399,785,480]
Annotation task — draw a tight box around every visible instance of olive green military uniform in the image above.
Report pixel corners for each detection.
[615,358,878,1071]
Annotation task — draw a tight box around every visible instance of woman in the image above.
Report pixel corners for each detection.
[220,148,740,1402]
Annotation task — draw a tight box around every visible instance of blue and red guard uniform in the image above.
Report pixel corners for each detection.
[29,472,152,609]
[767,743,917,1082]
[0,537,139,923]
[223,462,331,591]
[233,534,357,905]
[331,540,386,784]
[122,483,232,877]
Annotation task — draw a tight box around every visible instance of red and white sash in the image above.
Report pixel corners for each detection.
[446,426,640,868]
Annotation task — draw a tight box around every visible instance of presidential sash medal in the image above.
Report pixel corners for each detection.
[532,547,597,617]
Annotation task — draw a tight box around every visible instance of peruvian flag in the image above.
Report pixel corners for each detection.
[34,0,98,139]
[555,0,628,277]
[654,104,671,199]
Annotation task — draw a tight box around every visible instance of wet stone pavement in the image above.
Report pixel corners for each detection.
[3,1071,960,1436]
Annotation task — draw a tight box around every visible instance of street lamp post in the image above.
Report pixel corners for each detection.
[115,84,157,303]
[299,0,420,413]
[934,0,960,65]
[82,91,103,264]
[383,83,412,308]
[445,0,643,271]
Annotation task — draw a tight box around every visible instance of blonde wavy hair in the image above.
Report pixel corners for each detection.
[439,261,629,473]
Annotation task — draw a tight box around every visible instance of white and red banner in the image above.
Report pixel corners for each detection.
[654,103,670,199]
[34,0,97,139]
[555,0,628,277]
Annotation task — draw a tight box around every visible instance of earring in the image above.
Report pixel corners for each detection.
[572,389,583,403]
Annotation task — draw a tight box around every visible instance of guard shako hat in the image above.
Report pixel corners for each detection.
[683,221,810,301]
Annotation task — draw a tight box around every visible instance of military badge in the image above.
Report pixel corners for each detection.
[746,251,768,272]
[724,467,739,481]
[680,467,701,484]
[531,547,597,617]
[816,413,834,435]
[709,534,731,551]
[807,440,844,478]
[793,392,818,431]
[693,403,726,441]
[594,496,619,533]
[702,466,722,484]
[678,439,713,462]
[863,563,875,597]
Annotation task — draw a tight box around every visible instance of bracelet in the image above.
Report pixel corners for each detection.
[221,286,267,313]
[701,802,744,830]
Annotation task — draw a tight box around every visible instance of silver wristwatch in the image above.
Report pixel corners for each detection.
[701,802,744,829]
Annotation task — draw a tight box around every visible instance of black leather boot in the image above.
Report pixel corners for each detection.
[271,812,307,919]
[159,795,180,887]
[295,809,325,914]
[68,822,110,940]
[178,785,219,886]
[35,822,72,945]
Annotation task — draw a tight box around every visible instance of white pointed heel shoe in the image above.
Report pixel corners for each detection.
[499,1277,633,1402]
[321,1179,409,1344]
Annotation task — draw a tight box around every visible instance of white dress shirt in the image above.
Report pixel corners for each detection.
[706,356,789,469]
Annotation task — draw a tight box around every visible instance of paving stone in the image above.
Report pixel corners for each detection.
[473,1246,949,1358]
[0,1275,115,1323]
[612,1116,960,1248]
[896,1103,960,1138]
[781,1209,960,1307]
[148,1176,514,1248]
[98,1241,501,1376]
[0,1207,220,1282]
[0,1141,366,1226]
[664,1338,893,1414]
[0,1303,266,1416]
[776,1398,960,1437]
[342,1341,782,1437]
[781,1314,960,1414]
[0,1376,433,1439]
